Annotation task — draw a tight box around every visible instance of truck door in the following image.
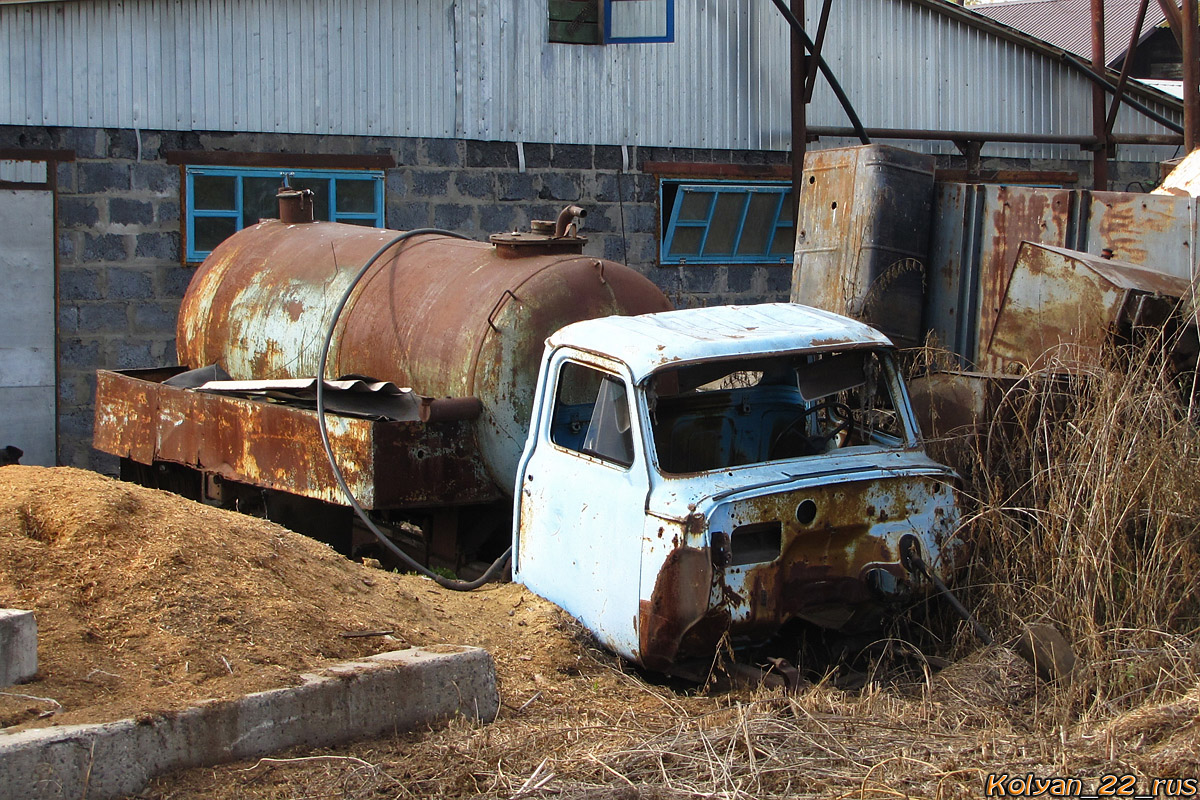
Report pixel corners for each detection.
[514,353,648,662]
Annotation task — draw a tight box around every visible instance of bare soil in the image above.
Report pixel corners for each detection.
[0,466,573,731]
[1,466,1197,799]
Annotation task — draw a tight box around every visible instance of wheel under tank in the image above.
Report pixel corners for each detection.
[176,202,673,492]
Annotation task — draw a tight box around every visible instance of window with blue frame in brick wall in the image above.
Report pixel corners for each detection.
[660,181,795,265]
[185,166,385,262]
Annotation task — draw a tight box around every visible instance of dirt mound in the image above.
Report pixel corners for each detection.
[0,466,573,730]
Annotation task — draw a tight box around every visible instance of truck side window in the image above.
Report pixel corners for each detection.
[551,362,635,467]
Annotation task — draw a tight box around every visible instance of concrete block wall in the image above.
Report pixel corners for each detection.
[0,125,796,472]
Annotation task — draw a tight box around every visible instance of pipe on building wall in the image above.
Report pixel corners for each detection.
[1105,0,1152,141]
[791,0,806,225]
[806,125,1182,146]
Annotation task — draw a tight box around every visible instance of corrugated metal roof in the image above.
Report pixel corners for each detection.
[969,0,1171,65]
[552,303,892,382]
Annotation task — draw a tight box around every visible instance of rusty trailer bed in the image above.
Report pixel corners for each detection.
[93,368,500,509]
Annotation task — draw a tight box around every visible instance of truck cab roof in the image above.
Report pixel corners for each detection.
[547,302,894,382]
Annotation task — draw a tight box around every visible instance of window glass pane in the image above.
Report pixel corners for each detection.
[290,177,331,220]
[340,218,378,227]
[771,226,796,256]
[194,216,238,253]
[337,179,377,214]
[668,226,703,257]
[677,190,713,222]
[193,175,236,210]
[649,349,908,475]
[736,193,779,256]
[702,193,745,256]
[549,0,601,43]
[243,176,285,228]
[551,361,634,466]
[608,0,668,39]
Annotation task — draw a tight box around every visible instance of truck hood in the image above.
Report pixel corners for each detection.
[645,447,956,522]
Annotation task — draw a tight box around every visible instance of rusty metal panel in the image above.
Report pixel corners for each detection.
[94,368,168,465]
[93,368,500,509]
[928,184,1198,367]
[792,145,936,348]
[712,475,959,636]
[907,371,1020,442]
[984,242,1193,371]
[1087,191,1199,279]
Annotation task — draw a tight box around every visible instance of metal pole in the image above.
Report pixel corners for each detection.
[791,0,806,225]
[803,0,835,104]
[805,124,1182,146]
[768,0,871,144]
[1159,0,1185,48]
[1105,0,1151,138]
[1091,0,1109,190]
[1060,52,1184,133]
[1185,0,1200,151]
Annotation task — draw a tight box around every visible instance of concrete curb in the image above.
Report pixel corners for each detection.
[0,646,498,800]
[0,609,37,688]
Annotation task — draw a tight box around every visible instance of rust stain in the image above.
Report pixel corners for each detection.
[724,478,931,636]
[638,546,719,671]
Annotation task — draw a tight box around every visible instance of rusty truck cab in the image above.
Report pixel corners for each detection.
[513,303,961,672]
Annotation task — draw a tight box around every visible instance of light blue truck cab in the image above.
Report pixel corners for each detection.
[513,303,960,671]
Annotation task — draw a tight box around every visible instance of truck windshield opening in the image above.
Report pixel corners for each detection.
[648,348,910,475]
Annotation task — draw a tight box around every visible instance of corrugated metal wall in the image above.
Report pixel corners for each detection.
[801,0,1179,161]
[0,0,457,137]
[0,0,1182,161]
[458,0,790,150]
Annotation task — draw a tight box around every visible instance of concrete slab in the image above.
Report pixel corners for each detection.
[0,610,37,687]
[0,645,497,800]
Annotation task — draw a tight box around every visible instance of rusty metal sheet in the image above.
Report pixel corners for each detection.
[929,183,1198,367]
[93,367,177,465]
[791,145,936,348]
[984,242,1193,371]
[93,368,499,509]
[907,371,1021,442]
[1087,191,1198,279]
[1152,148,1200,197]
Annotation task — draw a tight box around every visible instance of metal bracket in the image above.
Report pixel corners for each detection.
[487,289,520,331]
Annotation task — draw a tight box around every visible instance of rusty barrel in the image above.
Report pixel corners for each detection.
[177,218,672,492]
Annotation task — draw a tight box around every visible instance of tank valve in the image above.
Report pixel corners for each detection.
[277,188,316,224]
[489,205,589,256]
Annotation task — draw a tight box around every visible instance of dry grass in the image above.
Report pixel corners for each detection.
[950,334,1200,726]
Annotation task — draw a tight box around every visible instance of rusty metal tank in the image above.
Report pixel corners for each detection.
[176,204,673,494]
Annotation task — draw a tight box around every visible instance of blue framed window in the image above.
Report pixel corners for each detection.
[605,0,674,43]
[185,166,384,262]
[549,0,673,44]
[660,181,795,265]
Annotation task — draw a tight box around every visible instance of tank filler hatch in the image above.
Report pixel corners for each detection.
[490,204,588,257]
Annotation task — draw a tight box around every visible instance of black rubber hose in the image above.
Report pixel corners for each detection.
[316,228,512,591]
